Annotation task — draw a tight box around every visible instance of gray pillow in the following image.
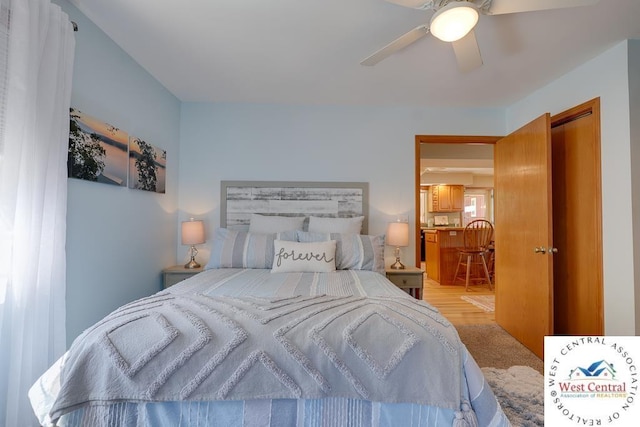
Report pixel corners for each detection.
[206,228,297,269]
[296,231,385,274]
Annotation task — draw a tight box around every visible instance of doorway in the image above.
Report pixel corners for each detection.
[413,135,500,268]
[415,98,604,357]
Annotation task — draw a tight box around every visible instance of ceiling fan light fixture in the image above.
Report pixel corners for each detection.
[430,2,479,42]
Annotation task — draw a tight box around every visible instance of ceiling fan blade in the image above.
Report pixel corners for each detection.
[361,25,430,66]
[451,29,482,72]
[384,0,432,10]
[487,0,599,15]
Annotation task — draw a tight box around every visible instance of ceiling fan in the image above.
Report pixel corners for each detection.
[361,0,599,72]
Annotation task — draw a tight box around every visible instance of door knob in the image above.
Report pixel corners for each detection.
[534,247,546,254]
[548,247,558,254]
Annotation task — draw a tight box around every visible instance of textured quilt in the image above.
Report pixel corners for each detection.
[48,269,473,423]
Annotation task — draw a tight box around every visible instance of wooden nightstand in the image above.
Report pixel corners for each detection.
[162,265,203,288]
[385,266,424,299]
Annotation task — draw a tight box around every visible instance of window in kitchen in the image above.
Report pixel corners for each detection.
[463,189,493,226]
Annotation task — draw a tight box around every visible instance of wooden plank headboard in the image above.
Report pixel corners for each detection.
[220,181,369,234]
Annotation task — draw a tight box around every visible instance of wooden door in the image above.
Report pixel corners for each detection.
[551,99,603,335]
[495,114,554,359]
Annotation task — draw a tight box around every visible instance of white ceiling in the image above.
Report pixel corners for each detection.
[69,0,640,108]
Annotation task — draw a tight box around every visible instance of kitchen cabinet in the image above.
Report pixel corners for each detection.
[450,185,464,210]
[425,230,440,282]
[428,185,464,212]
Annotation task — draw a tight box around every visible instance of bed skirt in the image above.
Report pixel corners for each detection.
[53,397,506,427]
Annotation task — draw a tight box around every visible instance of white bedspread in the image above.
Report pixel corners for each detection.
[30,269,511,427]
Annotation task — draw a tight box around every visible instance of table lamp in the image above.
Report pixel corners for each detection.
[181,218,205,269]
[386,221,409,270]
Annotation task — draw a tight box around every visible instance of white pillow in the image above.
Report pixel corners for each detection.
[248,213,305,234]
[307,216,365,234]
[271,240,337,273]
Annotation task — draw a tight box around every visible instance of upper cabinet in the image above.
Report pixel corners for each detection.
[428,185,464,212]
[450,185,464,211]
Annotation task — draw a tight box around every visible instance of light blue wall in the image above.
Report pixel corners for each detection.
[177,103,505,267]
[179,42,640,335]
[55,0,181,345]
[507,41,636,335]
[54,0,640,342]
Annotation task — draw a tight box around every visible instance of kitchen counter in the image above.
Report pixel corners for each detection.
[424,228,466,286]
[424,227,493,286]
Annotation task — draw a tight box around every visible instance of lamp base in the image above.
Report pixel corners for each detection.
[184,259,201,269]
[390,257,405,270]
[184,245,201,269]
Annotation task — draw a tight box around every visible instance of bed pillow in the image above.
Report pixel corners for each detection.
[248,213,305,234]
[307,216,364,234]
[271,240,337,273]
[206,228,297,269]
[297,231,385,274]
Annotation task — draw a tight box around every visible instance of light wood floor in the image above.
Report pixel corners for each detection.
[420,271,495,326]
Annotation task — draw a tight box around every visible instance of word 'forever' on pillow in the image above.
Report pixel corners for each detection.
[271,240,337,273]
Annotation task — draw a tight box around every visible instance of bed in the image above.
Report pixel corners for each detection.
[29,181,510,426]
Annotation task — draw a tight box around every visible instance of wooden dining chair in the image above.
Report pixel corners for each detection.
[453,219,494,291]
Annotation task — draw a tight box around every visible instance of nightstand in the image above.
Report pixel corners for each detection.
[385,266,424,299]
[162,265,203,288]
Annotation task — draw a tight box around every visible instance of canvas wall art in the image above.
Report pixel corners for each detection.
[68,108,128,186]
[128,137,166,193]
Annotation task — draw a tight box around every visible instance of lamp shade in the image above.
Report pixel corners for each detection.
[430,2,479,42]
[181,219,205,245]
[386,221,409,247]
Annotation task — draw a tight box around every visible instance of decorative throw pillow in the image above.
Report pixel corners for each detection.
[296,231,385,275]
[271,240,337,273]
[206,228,297,269]
[248,213,305,234]
[307,216,365,234]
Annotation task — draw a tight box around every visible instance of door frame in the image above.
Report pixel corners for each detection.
[414,135,502,267]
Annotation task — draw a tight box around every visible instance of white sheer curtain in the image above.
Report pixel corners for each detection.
[0,0,75,424]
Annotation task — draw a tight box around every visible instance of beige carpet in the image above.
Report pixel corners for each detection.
[456,323,544,374]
